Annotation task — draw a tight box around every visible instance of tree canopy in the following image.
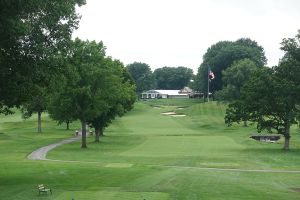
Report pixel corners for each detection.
[193,38,266,94]
[126,62,155,94]
[153,66,193,90]
[48,39,136,148]
[0,0,85,110]
[225,31,300,151]
[90,58,136,143]
[215,58,258,102]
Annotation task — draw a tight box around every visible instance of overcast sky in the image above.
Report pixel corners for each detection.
[73,0,300,73]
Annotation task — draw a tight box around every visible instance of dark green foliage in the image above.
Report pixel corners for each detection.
[215,58,258,102]
[0,0,86,110]
[48,39,136,148]
[47,78,77,130]
[194,38,266,94]
[226,32,300,149]
[153,66,193,89]
[126,62,155,94]
[20,85,47,133]
[281,30,300,62]
[48,39,110,148]
[91,58,136,142]
[225,60,300,150]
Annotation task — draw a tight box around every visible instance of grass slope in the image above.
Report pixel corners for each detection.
[0,100,300,199]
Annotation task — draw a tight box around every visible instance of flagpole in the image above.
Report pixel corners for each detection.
[207,66,209,102]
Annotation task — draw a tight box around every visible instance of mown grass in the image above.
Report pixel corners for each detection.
[1,100,300,199]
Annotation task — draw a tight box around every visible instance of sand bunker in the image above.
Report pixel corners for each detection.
[161,112,186,117]
[151,105,162,109]
[161,112,176,115]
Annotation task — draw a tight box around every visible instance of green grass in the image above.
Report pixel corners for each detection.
[1,100,300,199]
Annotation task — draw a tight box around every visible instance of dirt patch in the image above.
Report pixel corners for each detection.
[290,188,300,192]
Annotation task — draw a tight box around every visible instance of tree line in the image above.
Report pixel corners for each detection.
[126,63,194,94]
[0,1,136,148]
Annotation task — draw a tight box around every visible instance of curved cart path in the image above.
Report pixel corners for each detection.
[27,135,300,173]
[27,136,81,160]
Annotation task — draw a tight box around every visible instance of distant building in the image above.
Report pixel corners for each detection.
[141,87,193,99]
[179,87,193,94]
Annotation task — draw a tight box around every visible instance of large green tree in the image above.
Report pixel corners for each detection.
[47,73,77,130]
[225,62,300,151]
[215,58,258,102]
[154,66,193,89]
[48,39,135,148]
[194,38,266,94]
[48,39,108,148]
[126,62,155,94]
[91,59,136,143]
[226,31,300,151]
[0,0,85,111]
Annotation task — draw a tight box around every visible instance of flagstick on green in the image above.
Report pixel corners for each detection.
[207,66,215,102]
[207,66,210,102]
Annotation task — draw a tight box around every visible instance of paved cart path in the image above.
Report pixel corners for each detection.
[27,136,81,160]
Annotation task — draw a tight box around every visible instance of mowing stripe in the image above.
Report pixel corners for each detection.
[27,132,300,174]
[148,164,300,173]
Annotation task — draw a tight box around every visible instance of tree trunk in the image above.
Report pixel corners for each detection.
[283,122,290,151]
[95,127,104,143]
[66,121,70,130]
[81,121,87,148]
[100,127,104,136]
[283,137,290,151]
[37,111,42,133]
[95,127,100,143]
[243,120,248,127]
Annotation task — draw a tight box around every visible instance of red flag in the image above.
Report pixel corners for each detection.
[208,67,215,80]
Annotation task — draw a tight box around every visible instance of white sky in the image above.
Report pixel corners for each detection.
[73,0,300,73]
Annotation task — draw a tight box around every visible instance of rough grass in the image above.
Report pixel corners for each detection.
[1,100,300,199]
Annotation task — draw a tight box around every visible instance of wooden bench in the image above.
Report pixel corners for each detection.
[38,184,52,195]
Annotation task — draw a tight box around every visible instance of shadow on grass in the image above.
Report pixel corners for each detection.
[241,147,300,155]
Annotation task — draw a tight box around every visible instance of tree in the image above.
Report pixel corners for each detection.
[126,62,155,94]
[20,85,47,133]
[153,66,193,89]
[226,31,300,151]
[193,38,266,94]
[48,39,135,148]
[0,0,85,112]
[225,62,300,150]
[280,30,300,129]
[215,59,258,102]
[48,78,77,130]
[48,39,108,148]
[91,59,136,143]
[281,30,300,62]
